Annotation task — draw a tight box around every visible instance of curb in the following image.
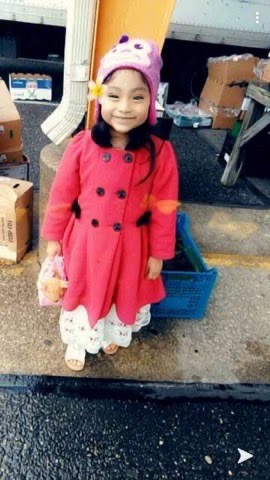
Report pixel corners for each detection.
[1,375,270,403]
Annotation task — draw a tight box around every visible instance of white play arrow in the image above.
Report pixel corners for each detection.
[237,448,253,464]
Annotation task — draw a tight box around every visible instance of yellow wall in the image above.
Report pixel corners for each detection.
[87,0,176,127]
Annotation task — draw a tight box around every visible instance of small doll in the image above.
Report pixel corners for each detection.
[37,256,68,306]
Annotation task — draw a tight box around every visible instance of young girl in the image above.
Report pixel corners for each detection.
[41,35,179,371]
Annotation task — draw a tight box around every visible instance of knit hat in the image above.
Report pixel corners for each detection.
[95,35,162,125]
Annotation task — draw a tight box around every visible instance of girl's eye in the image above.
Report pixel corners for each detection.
[134,96,144,100]
[108,94,119,99]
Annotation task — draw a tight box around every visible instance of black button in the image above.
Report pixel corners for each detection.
[123,153,133,163]
[113,223,122,232]
[96,187,105,196]
[91,219,99,227]
[117,190,126,199]
[103,153,111,162]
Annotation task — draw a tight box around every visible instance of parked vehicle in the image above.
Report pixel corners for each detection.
[0,0,269,48]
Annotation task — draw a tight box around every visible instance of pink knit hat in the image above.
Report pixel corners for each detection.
[95,35,162,125]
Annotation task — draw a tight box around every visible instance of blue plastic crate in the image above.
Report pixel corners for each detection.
[151,212,218,319]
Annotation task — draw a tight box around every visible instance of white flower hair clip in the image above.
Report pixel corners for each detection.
[87,79,107,104]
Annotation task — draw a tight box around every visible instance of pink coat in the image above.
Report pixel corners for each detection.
[41,130,179,328]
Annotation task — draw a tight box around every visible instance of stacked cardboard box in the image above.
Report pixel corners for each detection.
[254,59,270,83]
[0,159,29,181]
[0,79,32,262]
[0,79,29,180]
[199,55,258,129]
[0,177,33,262]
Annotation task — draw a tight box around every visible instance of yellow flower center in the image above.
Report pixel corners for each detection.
[91,83,104,98]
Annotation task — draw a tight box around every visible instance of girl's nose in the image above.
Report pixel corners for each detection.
[118,98,131,113]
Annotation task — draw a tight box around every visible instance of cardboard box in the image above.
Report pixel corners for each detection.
[0,177,33,262]
[199,55,257,129]
[208,55,258,83]
[199,76,245,129]
[0,79,23,163]
[0,157,29,181]
[254,59,270,82]
[9,73,52,101]
[199,99,237,129]
[208,113,236,130]
[199,77,246,109]
[0,147,25,164]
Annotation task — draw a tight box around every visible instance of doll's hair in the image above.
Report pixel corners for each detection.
[91,117,156,185]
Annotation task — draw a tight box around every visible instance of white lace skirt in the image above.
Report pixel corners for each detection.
[59,303,151,354]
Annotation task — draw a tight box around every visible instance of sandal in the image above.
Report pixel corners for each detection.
[65,344,86,371]
[102,344,119,355]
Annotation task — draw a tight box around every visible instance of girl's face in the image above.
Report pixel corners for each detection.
[100,69,151,138]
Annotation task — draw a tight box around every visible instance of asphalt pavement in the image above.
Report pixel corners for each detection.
[0,390,269,479]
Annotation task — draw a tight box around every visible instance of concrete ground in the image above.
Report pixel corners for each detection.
[1,196,270,386]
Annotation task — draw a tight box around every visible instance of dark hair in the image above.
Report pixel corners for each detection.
[91,118,156,184]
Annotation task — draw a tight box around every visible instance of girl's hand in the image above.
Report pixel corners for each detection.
[47,240,62,258]
[146,256,163,280]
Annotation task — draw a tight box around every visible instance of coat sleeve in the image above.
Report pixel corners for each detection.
[41,131,85,241]
[148,141,179,260]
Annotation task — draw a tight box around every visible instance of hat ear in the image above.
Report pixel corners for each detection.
[119,35,129,44]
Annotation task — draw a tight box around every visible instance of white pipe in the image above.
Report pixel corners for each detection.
[41,0,97,144]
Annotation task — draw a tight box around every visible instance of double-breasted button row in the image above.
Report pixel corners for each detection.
[102,153,111,162]
[96,187,126,199]
[117,189,126,199]
[113,223,122,232]
[124,153,133,163]
[96,187,105,196]
[91,219,122,232]
[102,152,133,163]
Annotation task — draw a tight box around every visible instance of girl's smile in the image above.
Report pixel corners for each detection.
[113,116,136,120]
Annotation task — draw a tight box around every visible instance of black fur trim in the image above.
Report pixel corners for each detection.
[136,211,152,227]
[71,199,81,219]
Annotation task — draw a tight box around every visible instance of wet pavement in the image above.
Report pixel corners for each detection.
[0,390,269,479]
